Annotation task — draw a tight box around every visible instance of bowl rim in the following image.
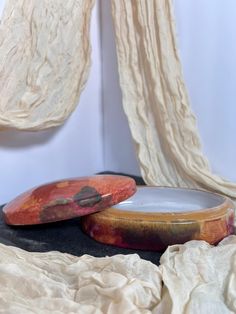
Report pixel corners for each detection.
[88,186,235,222]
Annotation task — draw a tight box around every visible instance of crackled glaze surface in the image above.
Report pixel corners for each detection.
[81,187,235,251]
[3,175,136,225]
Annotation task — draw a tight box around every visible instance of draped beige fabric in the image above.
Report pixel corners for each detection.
[158,235,236,313]
[0,244,162,313]
[111,0,236,199]
[0,0,94,130]
[1,0,236,198]
[1,237,236,313]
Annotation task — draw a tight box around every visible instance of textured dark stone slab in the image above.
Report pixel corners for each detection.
[0,207,161,265]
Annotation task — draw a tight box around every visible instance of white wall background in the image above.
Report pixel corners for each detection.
[101,0,141,176]
[0,0,236,204]
[173,0,236,182]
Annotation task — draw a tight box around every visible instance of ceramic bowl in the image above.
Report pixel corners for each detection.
[81,186,235,251]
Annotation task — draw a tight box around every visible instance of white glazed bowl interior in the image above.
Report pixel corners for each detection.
[114,187,225,213]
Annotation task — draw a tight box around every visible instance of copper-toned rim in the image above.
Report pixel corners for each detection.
[91,186,234,222]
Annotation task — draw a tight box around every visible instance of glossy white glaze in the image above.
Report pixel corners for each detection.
[114,187,224,213]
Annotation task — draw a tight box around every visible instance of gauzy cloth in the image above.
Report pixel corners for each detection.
[0,246,162,313]
[1,236,236,313]
[0,0,94,130]
[111,0,236,199]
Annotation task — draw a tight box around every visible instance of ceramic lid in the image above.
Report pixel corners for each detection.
[3,175,136,225]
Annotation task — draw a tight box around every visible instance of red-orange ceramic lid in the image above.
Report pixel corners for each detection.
[3,175,136,225]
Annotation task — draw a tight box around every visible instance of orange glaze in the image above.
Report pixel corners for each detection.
[3,175,136,225]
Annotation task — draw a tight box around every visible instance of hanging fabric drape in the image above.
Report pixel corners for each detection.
[0,0,94,130]
[111,0,236,198]
[1,0,236,198]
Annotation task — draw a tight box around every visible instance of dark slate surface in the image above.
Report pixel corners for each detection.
[0,173,162,265]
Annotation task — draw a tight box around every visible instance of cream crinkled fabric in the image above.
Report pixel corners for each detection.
[111,0,236,199]
[1,237,236,313]
[0,244,162,313]
[0,0,94,130]
[158,235,236,313]
[1,0,236,199]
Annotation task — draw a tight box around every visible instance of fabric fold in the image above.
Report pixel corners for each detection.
[1,237,236,312]
[0,244,162,313]
[158,236,236,313]
[0,0,95,130]
[111,0,236,199]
